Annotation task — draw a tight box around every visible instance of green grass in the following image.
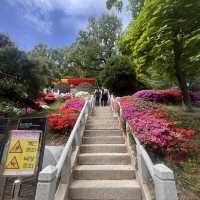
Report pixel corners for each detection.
[163,105,200,199]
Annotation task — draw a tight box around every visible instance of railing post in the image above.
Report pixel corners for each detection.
[60,146,72,185]
[80,115,86,139]
[153,164,178,200]
[11,179,22,200]
[35,165,57,200]
[74,124,81,146]
[136,145,150,184]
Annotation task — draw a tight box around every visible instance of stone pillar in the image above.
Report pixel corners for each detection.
[136,144,149,183]
[60,146,72,185]
[153,164,178,200]
[35,165,57,200]
[74,125,81,146]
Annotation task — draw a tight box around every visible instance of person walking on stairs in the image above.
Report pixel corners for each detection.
[94,89,101,106]
[101,88,108,106]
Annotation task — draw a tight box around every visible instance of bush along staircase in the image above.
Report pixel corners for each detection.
[69,106,142,200]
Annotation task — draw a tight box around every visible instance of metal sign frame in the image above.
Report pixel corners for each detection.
[17,117,47,173]
[3,129,42,176]
[0,118,9,162]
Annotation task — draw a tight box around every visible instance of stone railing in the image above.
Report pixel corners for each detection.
[111,95,178,200]
[35,96,95,200]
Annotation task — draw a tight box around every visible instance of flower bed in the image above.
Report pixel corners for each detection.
[65,97,85,112]
[134,89,200,105]
[44,93,57,104]
[120,96,196,161]
[61,78,96,86]
[48,97,85,134]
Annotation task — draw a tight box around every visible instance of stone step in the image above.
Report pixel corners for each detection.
[90,111,113,114]
[91,115,114,117]
[86,124,119,128]
[70,180,141,200]
[92,110,112,113]
[91,110,113,113]
[80,144,127,153]
[88,117,115,121]
[86,124,120,130]
[91,112,113,115]
[83,136,125,144]
[84,130,122,137]
[86,121,118,125]
[73,165,135,180]
[87,119,118,122]
[78,153,131,165]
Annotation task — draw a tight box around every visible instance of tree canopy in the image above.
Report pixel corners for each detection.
[0,33,60,108]
[106,0,144,17]
[101,55,137,96]
[119,0,200,110]
[64,14,122,77]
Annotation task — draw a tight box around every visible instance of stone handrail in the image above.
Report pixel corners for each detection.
[35,96,95,200]
[111,95,178,200]
[56,101,89,177]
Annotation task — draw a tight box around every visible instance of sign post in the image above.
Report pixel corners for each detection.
[11,179,22,200]
[2,117,47,199]
[0,118,9,162]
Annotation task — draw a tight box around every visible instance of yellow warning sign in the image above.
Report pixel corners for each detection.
[3,130,41,176]
[9,141,23,153]
[5,156,19,169]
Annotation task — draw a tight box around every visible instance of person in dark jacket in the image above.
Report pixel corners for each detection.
[94,89,101,106]
[101,88,108,106]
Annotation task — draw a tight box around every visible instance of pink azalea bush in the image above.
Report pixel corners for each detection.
[65,97,85,112]
[134,89,200,105]
[134,89,182,103]
[21,107,35,114]
[190,92,200,105]
[44,93,57,104]
[48,97,85,133]
[120,96,195,160]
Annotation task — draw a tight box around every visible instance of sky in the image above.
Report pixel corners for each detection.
[0,0,131,51]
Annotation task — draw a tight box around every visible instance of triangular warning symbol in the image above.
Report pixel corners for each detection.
[5,156,19,169]
[9,140,23,153]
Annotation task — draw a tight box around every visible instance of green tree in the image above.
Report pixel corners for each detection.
[106,0,144,17]
[0,33,56,108]
[101,55,137,96]
[120,0,200,111]
[64,14,122,77]
[0,33,15,48]
[30,43,65,71]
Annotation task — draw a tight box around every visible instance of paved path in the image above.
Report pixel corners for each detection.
[69,106,142,200]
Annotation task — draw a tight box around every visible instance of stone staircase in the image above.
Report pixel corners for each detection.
[69,106,142,200]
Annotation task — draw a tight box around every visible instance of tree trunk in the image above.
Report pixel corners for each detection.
[175,66,192,111]
[174,35,192,111]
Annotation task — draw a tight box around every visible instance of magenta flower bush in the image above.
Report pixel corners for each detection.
[134,89,200,105]
[120,96,195,160]
[190,92,200,105]
[22,107,35,114]
[134,90,182,104]
[65,97,85,111]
